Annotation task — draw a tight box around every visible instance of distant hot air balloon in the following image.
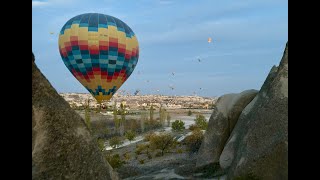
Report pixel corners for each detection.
[134,89,140,96]
[208,37,212,43]
[58,13,139,103]
[50,32,54,35]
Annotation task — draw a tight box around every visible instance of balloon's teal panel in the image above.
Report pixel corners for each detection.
[58,13,139,103]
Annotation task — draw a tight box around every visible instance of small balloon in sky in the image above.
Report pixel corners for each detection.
[208,37,212,43]
[58,13,139,103]
[134,89,140,95]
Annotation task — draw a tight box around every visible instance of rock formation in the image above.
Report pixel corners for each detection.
[196,90,258,168]
[220,42,288,179]
[32,53,118,180]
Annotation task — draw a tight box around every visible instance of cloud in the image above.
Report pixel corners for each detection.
[32,1,49,7]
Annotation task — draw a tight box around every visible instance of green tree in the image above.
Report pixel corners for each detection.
[172,120,185,132]
[149,104,155,122]
[166,113,171,127]
[159,106,167,127]
[187,110,192,116]
[113,102,120,135]
[109,136,123,149]
[194,114,208,130]
[149,133,176,156]
[119,102,126,136]
[84,99,91,130]
[140,111,147,132]
[125,130,136,142]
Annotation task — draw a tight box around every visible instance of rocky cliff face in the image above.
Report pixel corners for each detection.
[32,54,118,180]
[196,90,258,168]
[221,42,288,180]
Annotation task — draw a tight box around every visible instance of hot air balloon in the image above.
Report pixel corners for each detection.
[208,37,212,43]
[58,13,139,103]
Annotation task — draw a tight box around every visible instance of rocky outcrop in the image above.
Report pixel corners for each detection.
[220,42,288,179]
[32,53,118,180]
[196,90,258,168]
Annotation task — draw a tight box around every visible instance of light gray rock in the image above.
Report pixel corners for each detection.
[196,89,258,168]
[221,42,288,180]
[32,54,118,180]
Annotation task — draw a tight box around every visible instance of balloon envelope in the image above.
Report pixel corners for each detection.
[58,13,139,103]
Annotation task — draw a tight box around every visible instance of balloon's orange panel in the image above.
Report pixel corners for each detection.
[58,13,139,103]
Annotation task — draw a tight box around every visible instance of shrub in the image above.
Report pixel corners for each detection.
[176,148,184,154]
[123,152,131,161]
[139,159,145,164]
[194,114,208,130]
[187,110,192,116]
[149,133,176,156]
[155,151,162,157]
[97,138,105,151]
[109,136,123,148]
[184,129,204,153]
[172,120,185,132]
[125,130,136,142]
[189,124,200,131]
[105,153,125,169]
[144,132,156,142]
[135,143,150,155]
[135,150,141,155]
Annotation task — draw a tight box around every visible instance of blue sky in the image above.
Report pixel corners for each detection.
[32,0,288,97]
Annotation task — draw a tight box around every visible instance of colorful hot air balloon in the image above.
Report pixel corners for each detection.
[208,37,212,43]
[58,13,139,103]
